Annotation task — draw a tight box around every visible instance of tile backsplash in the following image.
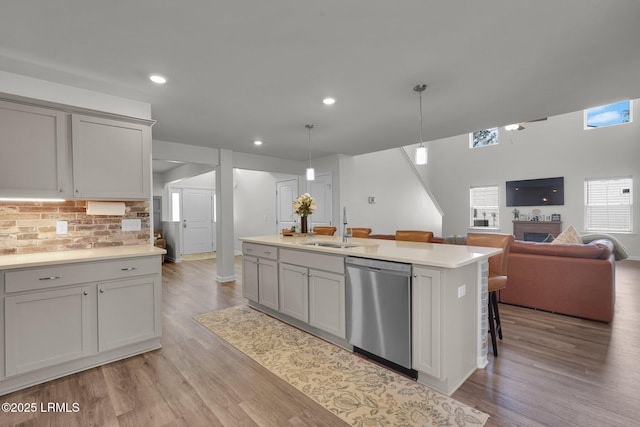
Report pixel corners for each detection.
[0,200,150,255]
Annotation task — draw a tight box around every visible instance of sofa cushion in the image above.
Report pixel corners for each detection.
[511,239,613,260]
[551,224,582,244]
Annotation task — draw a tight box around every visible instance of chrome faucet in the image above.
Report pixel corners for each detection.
[342,206,351,243]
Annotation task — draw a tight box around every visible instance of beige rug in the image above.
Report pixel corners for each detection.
[194,305,489,426]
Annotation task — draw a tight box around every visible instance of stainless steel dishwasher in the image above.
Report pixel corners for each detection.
[345,256,417,378]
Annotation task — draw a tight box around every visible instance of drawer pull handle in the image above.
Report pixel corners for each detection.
[121,267,137,271]
[100,289,105,294]
[39,276,62,281]
[83,291,88,296]
[264,251,271,255]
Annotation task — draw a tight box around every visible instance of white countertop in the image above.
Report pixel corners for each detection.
[241,235,501,268]
[0,245,166,270]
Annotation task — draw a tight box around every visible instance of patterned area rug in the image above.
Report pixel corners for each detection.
[194,305,489,426]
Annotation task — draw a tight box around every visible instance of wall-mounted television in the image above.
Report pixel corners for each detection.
[506,177,564,207]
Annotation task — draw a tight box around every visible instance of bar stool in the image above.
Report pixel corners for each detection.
[313,226,337,236]
[395,230,434,243]
[467,233,514,357]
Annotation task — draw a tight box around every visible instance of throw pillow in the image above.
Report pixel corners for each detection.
[551,225,582,244]
[542,233,555,243]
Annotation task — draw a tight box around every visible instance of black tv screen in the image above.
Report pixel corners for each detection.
[506,177,564,207]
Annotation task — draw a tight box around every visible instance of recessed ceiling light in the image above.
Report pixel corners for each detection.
[323,97,336,105]
[253,140,263,146]
[149,74,168,84]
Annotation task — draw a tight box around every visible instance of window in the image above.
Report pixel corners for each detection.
[470,186,499,228]
[585,177,633,232]
[171,191,181,222]
[585,100,632,129]
[470,128,499,148]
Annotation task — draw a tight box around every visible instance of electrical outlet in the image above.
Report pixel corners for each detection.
[457,285,466,298]
[56,220,68,235]
[122,219,141,232]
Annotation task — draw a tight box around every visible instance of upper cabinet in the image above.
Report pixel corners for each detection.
[0,98,152,201]
[72,114,151,200]
[0,100,70,199]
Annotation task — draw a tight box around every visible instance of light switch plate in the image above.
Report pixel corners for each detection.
[122,218,142,232]
[56,220,68,235]
[457,285,466,298]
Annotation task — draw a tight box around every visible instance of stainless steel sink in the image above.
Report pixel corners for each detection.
[303,242,359,249]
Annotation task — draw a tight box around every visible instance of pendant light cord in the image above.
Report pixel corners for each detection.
[414,84,427,146]
[306,124,314,168]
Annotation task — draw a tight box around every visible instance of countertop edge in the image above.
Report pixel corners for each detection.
[0,246,166,270]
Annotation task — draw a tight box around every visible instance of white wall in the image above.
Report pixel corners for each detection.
[233,169,298,251]
[426,100,640,258]
[339,148,443,236]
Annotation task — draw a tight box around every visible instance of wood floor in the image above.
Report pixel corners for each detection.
[3,257,640,426]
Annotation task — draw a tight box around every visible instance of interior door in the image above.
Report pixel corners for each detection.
[182,188,214,254]
[276,178,298,232]
[308,172,333,226]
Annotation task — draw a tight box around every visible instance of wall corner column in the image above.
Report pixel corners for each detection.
[215,149,236,282]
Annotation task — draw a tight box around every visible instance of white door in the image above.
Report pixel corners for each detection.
[276,178,298,232]
[182,188,215,254]
[308,172,333,226]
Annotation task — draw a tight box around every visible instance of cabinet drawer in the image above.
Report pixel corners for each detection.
[280,249,344,274]
[5,256,160,293]
[242,243,277,260]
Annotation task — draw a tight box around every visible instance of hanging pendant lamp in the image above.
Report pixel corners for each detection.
[414,84,428,165]
[305,124,315,181]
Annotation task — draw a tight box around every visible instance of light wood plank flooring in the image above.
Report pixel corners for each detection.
[2,258,640,426]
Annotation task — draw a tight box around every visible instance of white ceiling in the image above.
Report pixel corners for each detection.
[1,1,639,162]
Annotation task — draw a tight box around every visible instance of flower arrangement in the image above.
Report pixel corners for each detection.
[293,193,316,217]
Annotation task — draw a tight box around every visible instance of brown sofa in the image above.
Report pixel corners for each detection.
[501,239,616,322]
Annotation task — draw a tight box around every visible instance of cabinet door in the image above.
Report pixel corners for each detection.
[97,276,161,352]
[279,263,309,322]
[242,255,259,302]
[412,266,442,378]
[309,269,345,338]
[0,100,69,198]
[71,114,151,199]
[5,285,95,376]
[258,258,278,310]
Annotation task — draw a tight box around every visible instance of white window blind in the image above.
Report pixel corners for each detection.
[585,177,633,232]
[470,186,499,227]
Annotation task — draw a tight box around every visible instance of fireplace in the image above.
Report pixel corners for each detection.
[524,232,550,242]
[513,220,562,241]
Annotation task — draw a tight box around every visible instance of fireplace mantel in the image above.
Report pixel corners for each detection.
[513,221,563,241]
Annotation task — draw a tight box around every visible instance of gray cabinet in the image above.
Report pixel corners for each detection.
[4,285,94,377]
[308,269,345,338]
[71,114,151,200]
[0,99,152,201]
[242,243,278,310]
[97,276,161,352]
[0,100,70,199]
[279,263,309,322]
[242,255,260,303]
[0,253,162,395]
[411,266,442,378]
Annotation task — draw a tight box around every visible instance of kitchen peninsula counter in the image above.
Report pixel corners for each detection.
[240,234,500,268]
[240,234,501,396]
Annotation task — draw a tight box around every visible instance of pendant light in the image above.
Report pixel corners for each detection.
[413,84,428,165]
[305,124,315,181]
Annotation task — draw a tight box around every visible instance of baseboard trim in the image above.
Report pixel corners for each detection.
[216,274,236,283]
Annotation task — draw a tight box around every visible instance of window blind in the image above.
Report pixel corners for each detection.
[470,186,499,227]
[585,177,632,232]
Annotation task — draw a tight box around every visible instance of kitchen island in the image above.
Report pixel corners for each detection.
[240,234,501,395]
[0,245,165,396]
